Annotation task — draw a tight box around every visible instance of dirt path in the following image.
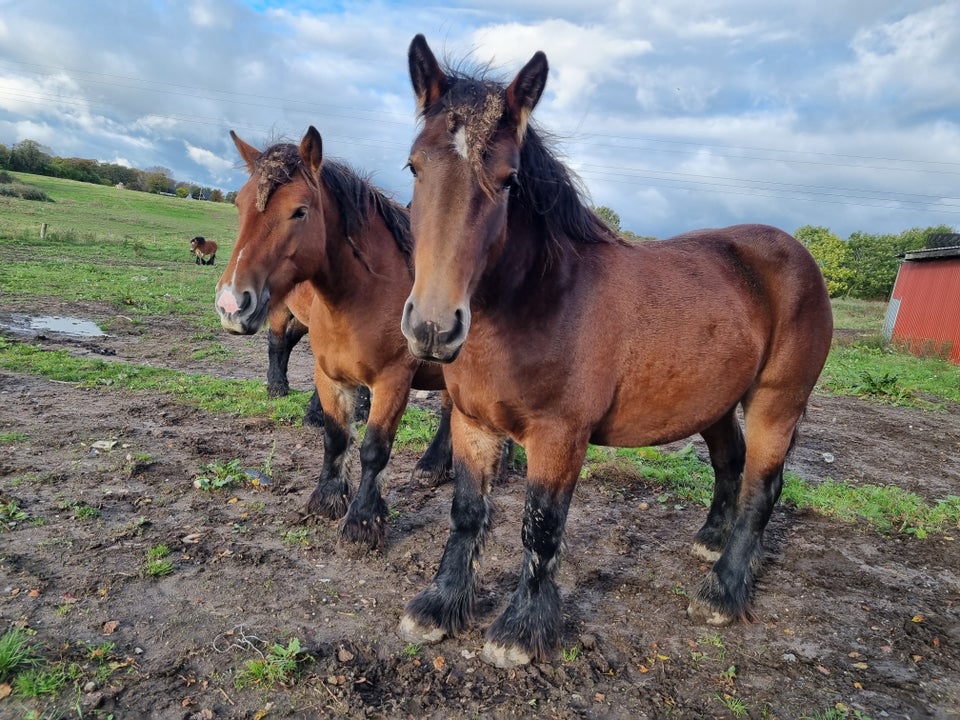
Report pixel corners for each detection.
[1,299,959,719]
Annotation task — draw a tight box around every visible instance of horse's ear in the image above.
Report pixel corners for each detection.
[231,130,260,172]
[409,34,447,111]
[299,126,323,179]
[505,51,548,142]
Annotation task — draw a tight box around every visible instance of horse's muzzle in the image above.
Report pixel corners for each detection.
[401,298,468,363]
[215,285,269,335]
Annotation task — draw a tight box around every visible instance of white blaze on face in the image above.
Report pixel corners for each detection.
[452,126,468,159]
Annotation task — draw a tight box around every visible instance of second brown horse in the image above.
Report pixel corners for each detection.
[215,127,451,547]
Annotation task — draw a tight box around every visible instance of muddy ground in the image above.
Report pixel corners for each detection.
[1,297,958,720]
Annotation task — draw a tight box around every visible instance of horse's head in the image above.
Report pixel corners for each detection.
[215,127,326,335]
[190,236,203,252]
[400,34,547,362]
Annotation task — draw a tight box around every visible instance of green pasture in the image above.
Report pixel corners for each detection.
[1,173,958,536]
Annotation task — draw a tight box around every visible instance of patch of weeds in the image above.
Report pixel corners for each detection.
[282,528,310,547]
[144,544,174,577]
[716,693,748,718]
[0,626,39,680]
[403,643,421,658]
[191,343,232,361]
[719,664,737,684]
[560,645,580,663]
[13,665,67,698]
[73,503,100,520]
[697,633,727,661]
[0,431,28,443]
[193,458,246,491]
[0,499,28,530]
[234,637,308,689]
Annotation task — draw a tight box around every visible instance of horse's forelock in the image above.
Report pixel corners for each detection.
[437,78,508,195]
[253,143,310,212]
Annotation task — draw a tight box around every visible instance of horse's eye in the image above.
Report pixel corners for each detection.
[292,206,307,220]
[501,172,518,192]
[405,162,418,179]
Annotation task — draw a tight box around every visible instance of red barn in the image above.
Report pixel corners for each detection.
[884,234,960,364]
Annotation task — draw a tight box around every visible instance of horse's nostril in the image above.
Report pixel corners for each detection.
[239,291,253,314]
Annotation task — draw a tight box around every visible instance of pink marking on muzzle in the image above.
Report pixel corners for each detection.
[217,290,240,314]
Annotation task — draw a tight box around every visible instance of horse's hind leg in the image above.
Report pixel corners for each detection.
[305,373,356,521]
[687,394,801,625]
[412,390,453,486]
[266,310,308,399]
[692,408,745,562]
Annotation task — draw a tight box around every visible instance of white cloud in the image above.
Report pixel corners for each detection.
[185,142,234,176]
[837,3,960,112]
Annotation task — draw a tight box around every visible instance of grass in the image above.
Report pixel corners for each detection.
[0,627,38,681]
[0,338,309,425]
[234,638,308,690]
[0,431,28,443]
[584,445,960,538]
[144,544,174,577]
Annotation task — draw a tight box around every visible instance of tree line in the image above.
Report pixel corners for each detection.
[0,138,233,203]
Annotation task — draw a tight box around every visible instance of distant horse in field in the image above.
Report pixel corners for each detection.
[267,280,371,426]
[215,126,453,547]
[190,236,217,265]
[398,35,833,667]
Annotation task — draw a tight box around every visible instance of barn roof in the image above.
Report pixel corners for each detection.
[902,245,960,262]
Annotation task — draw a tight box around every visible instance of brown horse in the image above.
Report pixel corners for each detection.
[398,35,833,667]
[215,127,452,547]
[190,236,217,265]
[265,281,371,427]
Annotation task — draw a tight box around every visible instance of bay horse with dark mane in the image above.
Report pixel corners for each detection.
[215,127,452,547]
[398,35,833,667]
[190,236,217,265]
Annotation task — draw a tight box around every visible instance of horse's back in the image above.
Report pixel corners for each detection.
[574,224,831,447]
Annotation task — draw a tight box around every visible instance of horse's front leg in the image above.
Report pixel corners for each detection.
[305,370,356,520]
[482,427,588,668]
[400,410,505,643]
[339,369,413,548]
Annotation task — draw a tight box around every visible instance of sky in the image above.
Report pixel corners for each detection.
[1,0,958,239]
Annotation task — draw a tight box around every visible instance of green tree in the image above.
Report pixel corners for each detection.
[0,143,10,169]
[594,205,621,232]
[145,171,174,194]
[9,139,51,174]
[794,225,854,297]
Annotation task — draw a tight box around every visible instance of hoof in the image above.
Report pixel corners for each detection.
[691,542,722,562]
[398,614,447,644]
[482,641,532,669]
[686,597,735,626]
[305,488,349,520]
[266,384,289,399]
[411,463,451,488]
[339,514,386,549]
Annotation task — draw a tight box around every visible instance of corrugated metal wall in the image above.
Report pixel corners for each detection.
[889,257,960,364]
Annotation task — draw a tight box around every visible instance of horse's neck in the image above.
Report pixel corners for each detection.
[310,194,401,305]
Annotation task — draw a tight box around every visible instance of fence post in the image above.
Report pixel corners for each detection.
[40,223,47,239]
